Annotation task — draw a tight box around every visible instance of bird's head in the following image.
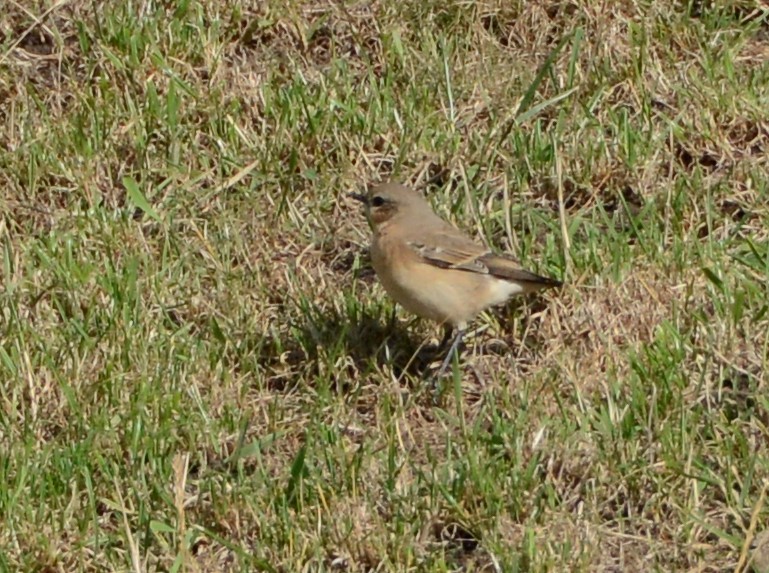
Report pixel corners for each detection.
[350,182,429,230]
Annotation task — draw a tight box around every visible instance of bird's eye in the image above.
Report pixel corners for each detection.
[371,196,385,207]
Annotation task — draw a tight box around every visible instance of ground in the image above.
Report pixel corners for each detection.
[1,0,768,571]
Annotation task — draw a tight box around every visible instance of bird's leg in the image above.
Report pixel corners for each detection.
[433,328,465,382]
[436,324,453,352]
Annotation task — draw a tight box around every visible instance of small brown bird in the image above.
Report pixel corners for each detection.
[351,182,562,380]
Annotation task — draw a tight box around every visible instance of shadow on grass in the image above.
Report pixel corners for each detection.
[253,306,445,393]
[239,287,562,396]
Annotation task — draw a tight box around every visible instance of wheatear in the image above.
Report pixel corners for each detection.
[351,182,562,381]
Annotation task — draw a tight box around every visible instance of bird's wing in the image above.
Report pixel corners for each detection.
[408,229,562,288]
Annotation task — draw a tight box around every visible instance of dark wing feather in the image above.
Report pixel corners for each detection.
[408,229,561,289]
[477,253,562,287]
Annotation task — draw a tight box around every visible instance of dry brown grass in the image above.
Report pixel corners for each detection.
[1,0,768,571]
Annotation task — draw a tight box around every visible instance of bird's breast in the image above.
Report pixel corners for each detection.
[370,232,517,328]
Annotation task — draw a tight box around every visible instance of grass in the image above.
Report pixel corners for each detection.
[1,0,768,571]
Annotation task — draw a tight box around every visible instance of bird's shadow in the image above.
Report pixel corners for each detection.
[268,305,441,392]
[345,311,439,380]
[254,292,557,394]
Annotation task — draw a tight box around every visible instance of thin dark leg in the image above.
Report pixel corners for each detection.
[433,328,465,381]
[436,325,453,352]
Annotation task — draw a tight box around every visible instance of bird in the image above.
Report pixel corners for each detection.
[350,181,562,382]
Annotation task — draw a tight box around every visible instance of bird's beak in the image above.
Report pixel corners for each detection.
[348,192,368,204]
